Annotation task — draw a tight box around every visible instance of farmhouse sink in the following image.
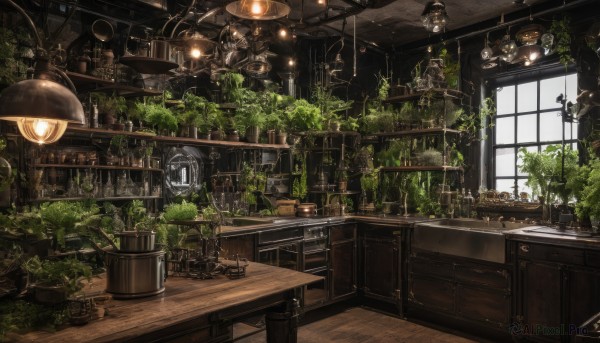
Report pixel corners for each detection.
[413,218,530,263]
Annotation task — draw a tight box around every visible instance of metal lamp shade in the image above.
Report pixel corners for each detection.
[0,79,84,144]
[226,0,291,20]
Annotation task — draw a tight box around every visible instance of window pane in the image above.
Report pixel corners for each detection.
[517,146,538,176]
[496,116,515,144]
[540,111,563,142]
[517,179,533,200]
[496,86,515,115]
[565,121,578,140]
[496,148,515,177]
[565,73,578,104]
[540,75,564,110]
[496,179,515,194]
[517,114,537,143]
[517,81,537,113]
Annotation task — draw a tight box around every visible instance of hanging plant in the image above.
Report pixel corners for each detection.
[549,16,574,67]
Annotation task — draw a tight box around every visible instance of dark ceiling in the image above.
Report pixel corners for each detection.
[11,0,572,53]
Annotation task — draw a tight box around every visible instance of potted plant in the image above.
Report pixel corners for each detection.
[39,201,100,251]
[92,93,127,129]
[23,256,92,304]
[219,72,245,104]
[312,86,353,131]
[288,99,323,133]
[234,100,266,143]
[143,103,178,136]
[163,200,199,222]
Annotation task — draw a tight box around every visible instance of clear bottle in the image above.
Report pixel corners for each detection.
[463,190,474,218]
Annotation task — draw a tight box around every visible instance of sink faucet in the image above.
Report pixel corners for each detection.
[483,216,490,225]
[497,216,504,222]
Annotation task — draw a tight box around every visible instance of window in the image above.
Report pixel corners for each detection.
[492,72,578,198]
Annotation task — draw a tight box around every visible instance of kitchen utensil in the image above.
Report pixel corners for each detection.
[104,250,165,299]
[296,203,317,217]
[116,231,156,253]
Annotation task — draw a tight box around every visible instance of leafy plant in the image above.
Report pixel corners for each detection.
[549,16,574,67]
[292,154,308,200]
[312,85,353,124]
[518,145,579,203]
[142,103,178,133]
[23,256,92,295]
[575,159,599,221]
[0,299,69,341]
[360,168,380,203]
[92,93,127,117]
[220,72,245,103]
[439,48,459,89]
[163,200,198,222]
[288,99,323,132]
[456,96,495,145]
[39,201,100,248]
[110,134,128,157]
[0,27,28,88]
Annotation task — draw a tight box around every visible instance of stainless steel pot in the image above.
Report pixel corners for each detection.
[105,250,165,299]
[150,39,170,60]
[116,231,156,253]
[296,203,317,217]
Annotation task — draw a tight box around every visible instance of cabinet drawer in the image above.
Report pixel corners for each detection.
[456,284,510,327]
[455,264,509,289]
[518,243,585,265]
[408,274,454,313]
[533,245,585,265]
[410,256,453,279]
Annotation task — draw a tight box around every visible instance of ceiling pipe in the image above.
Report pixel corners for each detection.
[397,0,596,53]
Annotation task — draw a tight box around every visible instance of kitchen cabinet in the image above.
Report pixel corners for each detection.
[329,224,356,300]
[513,241,600,343]
[407,251,512,333]
[219,234,256,261]
[359,224,402,311]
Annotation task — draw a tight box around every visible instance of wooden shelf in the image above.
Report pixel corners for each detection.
[154,135,289,149]
[376,128,462,137]
[65,71,114,87]
[66,127,157,139]
[308,190,360,195]
[384,88,464,103]
[92,84,162,97]
[64,127,288,149]
[297,131,361,137]
[380,166,463,172]
[31,164,163,172]
[119,56,179,74]
[30,196,161,203]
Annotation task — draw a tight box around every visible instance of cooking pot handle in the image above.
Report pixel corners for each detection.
[160,254,167,281]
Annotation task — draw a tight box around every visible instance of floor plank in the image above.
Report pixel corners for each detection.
[235,307,481,343]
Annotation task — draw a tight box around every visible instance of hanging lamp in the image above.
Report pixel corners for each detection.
[226,0,291,20]
[421,0,449,33]
[0,0,84,145]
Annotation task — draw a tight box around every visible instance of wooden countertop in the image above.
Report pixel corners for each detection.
[12,262,321,343]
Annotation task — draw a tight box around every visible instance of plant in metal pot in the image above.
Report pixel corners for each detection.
[312,85,353,131]
[23,256,92,303]
[219,72,245,103]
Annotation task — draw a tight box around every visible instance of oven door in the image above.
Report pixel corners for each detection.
[303,247,328,272]
[258,240,302,271]
[304,268,328,308]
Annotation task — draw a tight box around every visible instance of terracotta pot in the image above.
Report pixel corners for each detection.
[276,132,288,145]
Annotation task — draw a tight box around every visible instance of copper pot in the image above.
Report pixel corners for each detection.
[296,203,317,217]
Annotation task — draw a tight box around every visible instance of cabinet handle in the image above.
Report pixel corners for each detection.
[520,244,529,253]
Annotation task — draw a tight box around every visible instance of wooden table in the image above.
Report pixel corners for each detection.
[13,262,321,343]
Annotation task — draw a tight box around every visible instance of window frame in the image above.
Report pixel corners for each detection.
[486,64,579,198]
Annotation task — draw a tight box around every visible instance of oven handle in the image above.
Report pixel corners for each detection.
[303,248,330,255]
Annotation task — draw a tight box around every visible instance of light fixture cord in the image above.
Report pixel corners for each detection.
[353,15,356,77]
[170,0,197,38]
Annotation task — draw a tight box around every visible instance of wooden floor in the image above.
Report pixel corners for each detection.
[235,307,481,343]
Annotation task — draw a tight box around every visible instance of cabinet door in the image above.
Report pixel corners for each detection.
[567,267,600,329]
[330,240,356,299]
[219,235,256,261]
[408,274,454,313]
[362,236,399,302]
[456,284,510,328]
[520,261,562,342]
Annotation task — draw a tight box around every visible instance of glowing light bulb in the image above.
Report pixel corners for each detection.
[34,120,50,137]
[288,58,295,66]
[279,28,288,38]
[317,0,325,4]
[529,51,539,61]
[190,47,202,59]
[251,1,264,15]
